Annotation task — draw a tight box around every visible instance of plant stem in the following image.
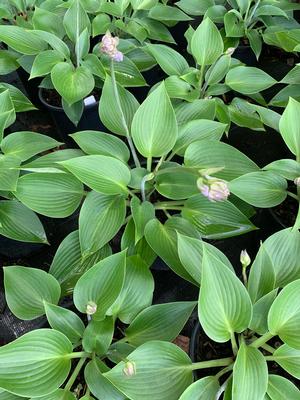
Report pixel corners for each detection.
[250,331,274,349]
[155,205,183,211]
[230,332,238,356]
[166,151,176,162]
[154,201,185,207]
[65,357,87,391]
[198,64,205,98]
[265,355,276,362]
[287,191,298,201]
[242,265,248,288]
[147,156,152,172]
[110,60,140,168]
[154,155,165,173]
[67,352,90,359]
[190,357,233,371]
[261,343,276,354]
[215,364,234,380]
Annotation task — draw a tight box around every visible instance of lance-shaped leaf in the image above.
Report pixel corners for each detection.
[60,155,130,195]
[199,248,252,342]
[15,172,84,218]
[99,75,139,136]
[279,97,300,159]
[23,149,84,169]
[179,376,220,400]
[225,66,276,94]
[267,375,300,400]
[175,99,216,124]
[249,289,278,335]
[272,344,300,379]
[4,266,60,320]
[0,200,47,243]
[33,389,76,400]
[79,191,126,257]
[63,0,90,43]
[85,359,126,400]
[232,344,268,400]
[73,251,126,320]
[268,279,300,349]
[30,50,64,79]
[125,301,196,346]
[0,388,26,399]
[0,155,20,191]
[131,82,178,157]
[131,197,155,244]
[146,44,189,76]
[104,341,193,400]
[0,329,73,398]
[44,303,85,344]
[229,171,287,208]
[264,159,300,181]
[0,26,47,55]
[82,316,114,356]
[191,17,224,66]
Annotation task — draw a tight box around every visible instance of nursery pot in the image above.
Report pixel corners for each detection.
[38,88,105,145]
[17,68,44,109]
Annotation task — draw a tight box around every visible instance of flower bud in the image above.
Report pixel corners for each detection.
[123,361,136,377]
[197,175,230,202]
[294,177,300,186]
[86,301,97,315]
[226,47,236,56]
[100,31,123,62]
[240,249,251,268]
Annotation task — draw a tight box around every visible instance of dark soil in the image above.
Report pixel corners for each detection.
[42,89,101,108]
[271,195,298,229]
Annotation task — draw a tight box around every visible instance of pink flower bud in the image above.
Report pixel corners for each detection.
[100,31,123,62]
[197,175,230,202]
[123,361,136,377]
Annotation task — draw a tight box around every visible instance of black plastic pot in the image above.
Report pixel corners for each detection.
[38,89,106,145]
[17,68,44,109]
[233,45,258,67]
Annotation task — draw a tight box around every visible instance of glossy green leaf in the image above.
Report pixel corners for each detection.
[15,172,84,218]
[125,301,196,346]
[51,63,94,105]
[191,17,224,66]
[267,375,300,400]
[1,131,61,161]
[63,0,90,43]
[131,197,155,244]
[268,279,300,349]
[104,341,193,400]
[229,171,287,208]
[107,255,154,324]
[99,75,139,136]
[249,289,278,335]
[225,66,276,94]
[34,389,76,400]
[44,303,85,344]
[70,131,130,162]
[146,44,189,76]
[185,139,259,181]
[175,99,216,124]
[73,251,126,320]
[82,316,114,356]
[0,50,19,75]
[79,191,126,257]
[149,4,192,21]
[0,389,25,399]
[0,155,20,191]
[0,26,47,55]
[0,200,47,243]
[23,149,84,169]
[264,159,300,181]
[279,97,300,158]
[0,83,35,113]
[232,344,268,400]
[199,248,252,342]
[272,344,300,379]
[179,376,220,400]
[132,82,178,157]
[4,266,60,320]
[0,329,72,398]
[30,50,64,79]
[206,54,231,85]
[60,155,130,195]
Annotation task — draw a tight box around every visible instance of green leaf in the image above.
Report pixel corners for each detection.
[264,159,300,181]
[176,0,214,15]
[268,279,300,349]
[63,0,90,43]
[191,17,224,66]
[0,389,25,399]
[92,13,111,36]
[229,171,287,208]
[82,316,114,356]
[0,50,19,75]
[272,344,300,379]
[23,149,84,170]
[51,63,94,105]
[107,255,154,324]
[73,251,126,320]
[225,66,277,95]
[79,191,126,257]
[34,389,76,400]
[85,359,126,400]
[206,54,231,85]
[125,301,196,346]
[0,200,47,243]
[0,83,35,113]
[61,155,130,195]
[247,30,262,60]
[44,303,85,344]
[270,85,300,108]
[4,266,60,320]
[15,172,84,218]
[185,140,259,181]
[249,289,278,335]
[179,376,220,400]
[232,344,268,400]
[280,65,300,84]
[279,97,300,159]
[0,155,20,191]
[182,194,256,239]
[99,75,139,136]
[149,4,192,21]
[146,44,189,76]
[0,329,72,398]
[32,30,70,59]
[132,82,178,157]
[30,50,64,79]
[0,26,47,55]
[175,99,216,124]
[267,375,300,400]
[1,131,61,161]
[131,197,155,243]
[173,119,226,156]
[70,131,130,162]
[32,7,64,38]
[199,248,252,342]
[104,341,193,400]
[49,230,111,294]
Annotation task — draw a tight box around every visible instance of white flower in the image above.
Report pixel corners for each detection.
[86,301,97,315]
[123,361,136,377]
[240,249,251,268]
